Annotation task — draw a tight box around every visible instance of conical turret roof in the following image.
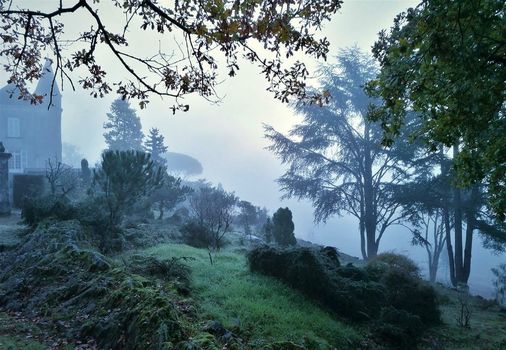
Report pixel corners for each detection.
[0,59,61,107]
[0,82,20,105]
[35,58,60,105]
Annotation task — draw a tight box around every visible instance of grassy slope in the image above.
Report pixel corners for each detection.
[143,244,362,349]
[142,242,506,350]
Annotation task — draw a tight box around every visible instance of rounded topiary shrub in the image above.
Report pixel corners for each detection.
[271,207,297,246]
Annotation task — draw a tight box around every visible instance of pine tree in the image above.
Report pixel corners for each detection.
[103,98,144,151]
[144,128,168,166]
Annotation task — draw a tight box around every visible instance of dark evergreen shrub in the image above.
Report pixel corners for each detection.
[369,252,421,278]
[12,174,45,208]
[248,246,386,321]
[180,221,214,248]
[248,246,441,348]
[21,194,76,227]
[336,263,369,281]
[272,207,297,246]
[80,158,92,185]
[374,306,424,348]
[381,268,441,326]
[93,150,164,227]
[75,195,108,227]
[74,196,128,253]
[367,254,441,326]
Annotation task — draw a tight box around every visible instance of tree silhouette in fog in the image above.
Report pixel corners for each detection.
[144,128,168,166]
[266,47,417,260]
[104,98,144,151]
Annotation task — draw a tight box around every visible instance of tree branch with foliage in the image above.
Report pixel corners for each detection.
[367,0,506,220]
[0,0,342,111]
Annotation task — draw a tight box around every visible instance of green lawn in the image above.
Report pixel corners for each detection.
[142,244,362,349]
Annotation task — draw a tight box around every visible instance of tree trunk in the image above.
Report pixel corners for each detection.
[463,220,474,282]
[363,123,378,260]
[431,232,444,283]
[454,186,464,282]
[158,201,164,220]
[428,211,444,283]
[441,146,457,287]
[453,144,466,285]
[429,262,437,283]
[463,185,478,281]
[359,217,367,260]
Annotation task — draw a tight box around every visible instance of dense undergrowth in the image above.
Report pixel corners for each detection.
[0,220,362,349]
[1,217,505,349]
[0,220,226,349]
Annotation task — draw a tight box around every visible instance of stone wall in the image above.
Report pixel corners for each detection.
[0,147,12,216]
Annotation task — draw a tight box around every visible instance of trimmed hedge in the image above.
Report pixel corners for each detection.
[248,246,385,321]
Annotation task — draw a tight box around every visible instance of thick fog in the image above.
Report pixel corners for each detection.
[2,0,504,297]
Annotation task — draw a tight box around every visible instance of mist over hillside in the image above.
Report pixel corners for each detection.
[1,0,505,349]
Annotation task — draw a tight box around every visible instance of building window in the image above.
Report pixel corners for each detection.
[8,151,23,170]
[7,117,20,137]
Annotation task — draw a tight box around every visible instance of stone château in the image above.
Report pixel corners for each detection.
[0,59,62,174]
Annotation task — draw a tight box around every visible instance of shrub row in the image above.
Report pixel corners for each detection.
[248,246,441,348]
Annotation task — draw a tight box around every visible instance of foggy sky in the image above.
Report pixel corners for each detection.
[1,0,503,297]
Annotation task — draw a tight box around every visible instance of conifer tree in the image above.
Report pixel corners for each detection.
[144,128,168,166]
[103,99,144,151]
[265,47,416,259]
[272,207,296,247]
